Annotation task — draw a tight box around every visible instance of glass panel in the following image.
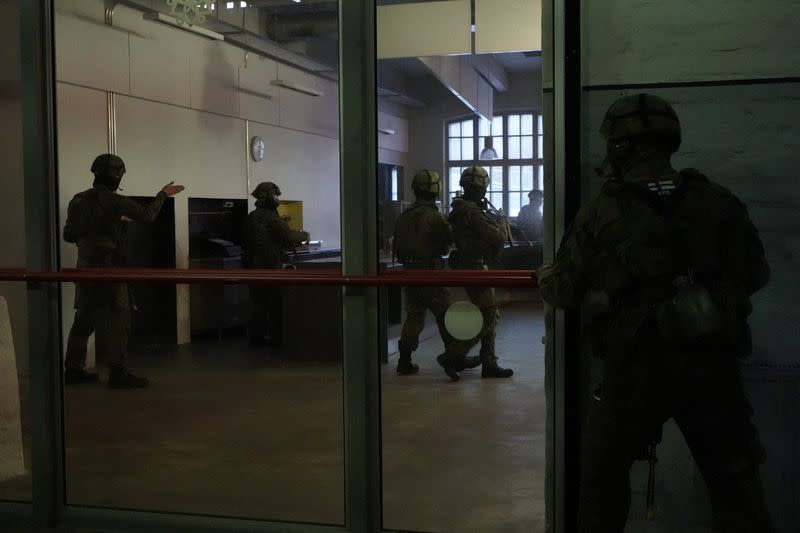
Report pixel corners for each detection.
[449,138,461,161]
[508,136,521,159]
[449,167,463,194]
[479,117,490,137]
[538,135,544,159]
[391,167,399,201]
[0,0,30,502]
[522,166,535,191]
[461,119,474,138]
[378,6,546,532]
[509,193,522,217]
[449,121,461,138]
[56,0,345,523]
[510,166,522,191]
[508,114,520,136]
[537,114,543,134]
[521,136,534,159]
[462,137,474,161]
[490,167,504,192]
[493,136,504,159]
[521,114,534,135]
[492,116,504,135]
[488,192,502,210]
[538,165,544,190]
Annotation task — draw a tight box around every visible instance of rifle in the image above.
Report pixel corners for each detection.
[485,199,515,247]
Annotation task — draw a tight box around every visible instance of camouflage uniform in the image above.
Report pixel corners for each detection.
[64,155,167,380]
[391,170,456,374]
[538,94,774,532]
[243,182,308,346]
[448,167,513,377]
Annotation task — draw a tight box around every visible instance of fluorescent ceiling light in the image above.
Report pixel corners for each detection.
[143,12,225,40]
[270,79,323,97]
[378,128,395,135]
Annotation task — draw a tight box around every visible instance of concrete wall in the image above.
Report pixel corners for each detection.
[0,0,28,375]
[580,1,800,530]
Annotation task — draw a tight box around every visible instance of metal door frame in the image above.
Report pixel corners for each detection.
[3,0,580,532]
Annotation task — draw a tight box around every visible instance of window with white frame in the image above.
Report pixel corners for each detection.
[446,112,544,217]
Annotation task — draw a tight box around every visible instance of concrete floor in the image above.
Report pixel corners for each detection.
[0,303,546,532]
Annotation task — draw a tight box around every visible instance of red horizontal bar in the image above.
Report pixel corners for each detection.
[0,268,539,288]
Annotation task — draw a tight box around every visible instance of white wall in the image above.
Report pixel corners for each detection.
[0,0,27,374]
[53,0,352,345]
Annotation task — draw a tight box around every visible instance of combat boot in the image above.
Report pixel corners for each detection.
[64,368,99,385]
[436,353,460,382]
[457,356,482,371]
[108,367,149,389]
[481,363,514,379]
[396,351,419,375]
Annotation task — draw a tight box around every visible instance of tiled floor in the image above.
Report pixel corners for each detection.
[1,303,546,532]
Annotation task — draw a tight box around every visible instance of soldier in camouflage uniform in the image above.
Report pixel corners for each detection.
[63,154,184,388]
[392,169,479,378]
[537,94,774,532]
[516,189,544,243]
[446,166,514,379]
[243,182,309,348]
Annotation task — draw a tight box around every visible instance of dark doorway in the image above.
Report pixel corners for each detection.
[188,198,249,337]
[125,196,177,346]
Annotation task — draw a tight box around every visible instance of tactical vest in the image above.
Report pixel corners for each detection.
[393,203,447,267]
[597,170,752,350]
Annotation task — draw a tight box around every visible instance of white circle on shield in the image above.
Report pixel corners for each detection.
[444,301,483,341]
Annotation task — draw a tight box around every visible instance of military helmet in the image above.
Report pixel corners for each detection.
[459,166,490,189]
[90,154,126,178]
[528,189,544,201]
[411,169,441,194]
[600,93,681,150]
[252,181,281,199]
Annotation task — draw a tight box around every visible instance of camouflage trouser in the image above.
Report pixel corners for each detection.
[250,286,282,344]
[398,286,455,356]
[579,328,773,533]
[65,282,131,371]
[463,285,499,366]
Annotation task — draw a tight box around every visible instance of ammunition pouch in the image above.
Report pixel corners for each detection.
[655,280,724,344]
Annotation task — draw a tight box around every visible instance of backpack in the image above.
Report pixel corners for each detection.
[63,191,93,243]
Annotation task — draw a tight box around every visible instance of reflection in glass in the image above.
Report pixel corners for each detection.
[521,114,534,135]
[509,136,521,159]
[508,114,520,136]
[462,137,474,161]
[493,136,505,159]
[510,166,521,190]
[522,135,534,159]
[449,138,461,161]
[522,166,535,190]
[490,167,504,192]
[509,193,522,217]
[56,0,345,523]
[461,119,473,138]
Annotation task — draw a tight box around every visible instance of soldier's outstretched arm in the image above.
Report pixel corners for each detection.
[111,182,184,222]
